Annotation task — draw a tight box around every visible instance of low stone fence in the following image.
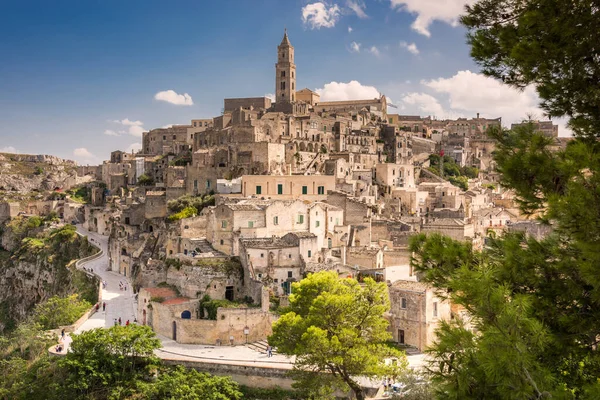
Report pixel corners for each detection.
[49,236,104,356]
[161,358,295,390]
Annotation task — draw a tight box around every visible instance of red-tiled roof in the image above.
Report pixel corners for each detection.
[162,297,192,305]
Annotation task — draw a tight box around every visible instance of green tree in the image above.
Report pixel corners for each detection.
[137,365,243,400]
[58,324,161,399]
[137,174,154,186]
[269,271,406,400]
[33,294,92,330]
[462,0,600,137]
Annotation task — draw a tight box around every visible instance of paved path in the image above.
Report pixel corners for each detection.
[75,226,137,332]
[71,226,426,371]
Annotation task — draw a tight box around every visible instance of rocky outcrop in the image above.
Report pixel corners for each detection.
[0,219,96,332]
[0,153,79,193]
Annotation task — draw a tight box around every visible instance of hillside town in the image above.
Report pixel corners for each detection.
[1,30,562,347]
[0,31,564,356]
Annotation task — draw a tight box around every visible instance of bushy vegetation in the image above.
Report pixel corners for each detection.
[0,323,243,400]
[167,206,197,222]
[167,194,215,214]
[137,174,154,186]
[427,154,479,191]
[198,295,245,320]
[67,186,90,203]
[33,294,91,330]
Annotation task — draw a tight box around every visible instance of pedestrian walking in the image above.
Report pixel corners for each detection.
[113,318,118,326]
[126,320,130,326]
[133,318,137,324]
[102,302,106,311]
[267,345,273,358]
[118,317,122,325]
[61,329,65,340]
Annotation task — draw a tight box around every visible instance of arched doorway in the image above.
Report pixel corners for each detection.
[172,321,177,341]
[142,309,147,325]
[181,310,191,319]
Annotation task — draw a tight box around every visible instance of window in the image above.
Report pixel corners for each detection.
[274,279,278,283]
[260,253,264,258]
[193,122,197,127]
[163,135,166,140]
[173,135,176,140]
[277,184,283,195]
[221,220,227,228]
[307,250,312,258]
[433,302,438,317]
[317,186,325,195]
[288,254,292,259]
[281,71,286,78]
[401,298,407,309]
[328,238,332,248]
[220,239,224,245]
[206,180,211,189]
[288,271,293,278]
[273,216,279,225]
[258,273,262,278]
[298,214,304,224]
[256,185,262,195]
[280,81,286,90]
[302,186,308,195]
[335,218,340,225]
[248,221,254,228]
[292,82,294,90]
[315,220,320,228]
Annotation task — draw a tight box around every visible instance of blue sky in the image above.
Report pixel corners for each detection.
[0,0,555,164]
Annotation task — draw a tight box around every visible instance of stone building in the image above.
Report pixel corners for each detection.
[240,174,335,201]
[388,280,451,351]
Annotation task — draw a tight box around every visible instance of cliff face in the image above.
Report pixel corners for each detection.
[0,218,97,332]
[0,152,79,193]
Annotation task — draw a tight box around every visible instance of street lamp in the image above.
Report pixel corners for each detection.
[244,326,250,344]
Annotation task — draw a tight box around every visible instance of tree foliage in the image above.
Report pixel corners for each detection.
[410,127,600,398]
[137,365,242,400]
[462,0,600,137]
[269,271,407,400]
[33,294,92,330]
[58,325,162,398]
[167,194,215,214]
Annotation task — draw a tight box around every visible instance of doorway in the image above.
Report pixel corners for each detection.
[398,329,405,344]
[225,286,234,301]
[172,321,177,341]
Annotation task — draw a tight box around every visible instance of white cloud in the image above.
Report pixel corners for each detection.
[302,2,341,29]
[389,0,475,37]
[422,70,541,123]
[154,90,194,106]
[368,46,380,57]
[112,118,143,126]
[401,92,448,117]
[400,41,419,55]
[348,26,353,33]
[128,126,145,137]
[265,93,275,102]
[0,146,18,154]
[126,142,142,153]
[110,118,146,137]
[315,80,381,101]
[346,0,368,18]
[350,41,361,53]
[73,148,96,163]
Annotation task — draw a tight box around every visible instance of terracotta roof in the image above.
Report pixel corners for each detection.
[144,287,177,297]
[162,297,192,305]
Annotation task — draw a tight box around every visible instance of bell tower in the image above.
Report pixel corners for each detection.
[276,29,296,103]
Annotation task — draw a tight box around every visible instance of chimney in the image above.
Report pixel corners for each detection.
[477,112,480,119]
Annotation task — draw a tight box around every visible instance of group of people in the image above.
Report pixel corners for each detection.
[119,281,127,291]
[113,317,137,326]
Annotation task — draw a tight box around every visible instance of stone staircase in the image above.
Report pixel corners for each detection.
[246,339,277,355]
